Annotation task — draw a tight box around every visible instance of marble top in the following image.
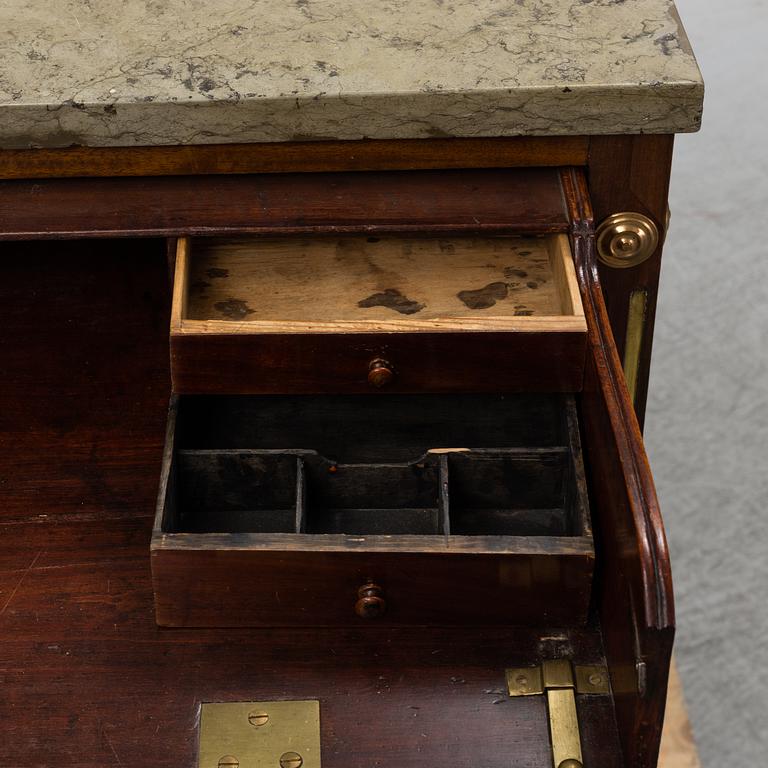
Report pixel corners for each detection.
[0,0,703,149]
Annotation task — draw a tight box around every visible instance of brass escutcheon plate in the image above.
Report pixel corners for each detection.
[198,700,321,768]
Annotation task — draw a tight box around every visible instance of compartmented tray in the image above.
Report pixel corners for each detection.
[152,393,594,627]
[174,448,578,538]
[170,233,587,394]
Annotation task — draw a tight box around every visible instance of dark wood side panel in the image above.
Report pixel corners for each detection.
[0,167,569,240]
[564,168,674,768]
[0,239,171,525]
[0,136,589,179]
[587,135,675,426]
[170,330,587,394]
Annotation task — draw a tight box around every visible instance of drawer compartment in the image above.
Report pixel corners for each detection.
[170,233,587,394]
[446,450,577,536]
[174,451,303,533]
[151,393,593,627]
[304,457,444,535]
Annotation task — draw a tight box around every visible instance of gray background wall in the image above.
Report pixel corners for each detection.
[643,2,767,765]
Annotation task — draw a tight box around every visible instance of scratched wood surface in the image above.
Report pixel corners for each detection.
[0,237,623,768]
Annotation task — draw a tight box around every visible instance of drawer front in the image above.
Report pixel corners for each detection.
[170,232,586,394]
[151,545,593,627]
[171,329,587,394]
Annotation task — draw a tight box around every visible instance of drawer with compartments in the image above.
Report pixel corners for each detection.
[152,392,593,627]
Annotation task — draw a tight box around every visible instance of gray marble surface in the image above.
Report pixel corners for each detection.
[0,0,703,149]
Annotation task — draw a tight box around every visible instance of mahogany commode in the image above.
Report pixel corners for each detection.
[0,2,703,767]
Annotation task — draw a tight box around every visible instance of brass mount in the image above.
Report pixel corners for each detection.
[596,212,659,269]
[506,660,610,768]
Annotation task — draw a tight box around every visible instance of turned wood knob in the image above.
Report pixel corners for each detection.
[355,583,386,619]
[367,358,394,388]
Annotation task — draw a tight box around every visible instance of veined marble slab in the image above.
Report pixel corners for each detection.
[0,0,703,149]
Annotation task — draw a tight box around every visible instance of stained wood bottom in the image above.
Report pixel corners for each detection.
[184,234,574,326]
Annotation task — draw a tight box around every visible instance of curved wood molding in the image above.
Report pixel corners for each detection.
[562,167,674,768]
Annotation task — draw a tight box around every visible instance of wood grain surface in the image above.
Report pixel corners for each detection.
[564,168,674,768]
[182,234,581,328]
[152,390,594,627]
[0,237,622,768]
[0,170,678,766]
[0,134,671,428]
[0,167,569,240]
[0,136,589,179]
[587,135,675,426]
[164,174,586,396]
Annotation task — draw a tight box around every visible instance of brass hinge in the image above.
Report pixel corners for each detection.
[198,700,321,768]
[505,660,610,768]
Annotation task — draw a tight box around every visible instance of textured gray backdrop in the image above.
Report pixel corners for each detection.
[643,2,768,765]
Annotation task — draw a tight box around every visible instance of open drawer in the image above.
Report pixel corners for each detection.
[152,392,593,627]
[170,232,587,394]
[149,204,673,764]
[148,169,675,767]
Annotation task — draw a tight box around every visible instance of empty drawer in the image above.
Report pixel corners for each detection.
[170,233,587,394]
[151,393,593,627]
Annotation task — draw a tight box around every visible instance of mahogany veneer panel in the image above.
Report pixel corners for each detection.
[0,516,621,768]
[562,168,674,768]
[587,134,675,425]
[0,168,674,768]
[0,167,569,240]
[0,238,623,767]
[0,136,589,179]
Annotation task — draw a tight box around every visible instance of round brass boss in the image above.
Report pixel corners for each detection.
[595,212,659,269]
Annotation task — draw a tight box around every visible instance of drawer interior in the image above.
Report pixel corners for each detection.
[162,394,590,541]
[174,234,585,333]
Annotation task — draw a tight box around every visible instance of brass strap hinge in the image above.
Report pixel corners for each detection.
[505,660,610,768]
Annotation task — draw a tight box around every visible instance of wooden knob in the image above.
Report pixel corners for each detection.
[367,358,394,388]
[355,583,386,619]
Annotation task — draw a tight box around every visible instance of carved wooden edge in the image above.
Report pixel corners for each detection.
[562,167,673,630]
[0,136,589,179]
[561,167,674,768]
